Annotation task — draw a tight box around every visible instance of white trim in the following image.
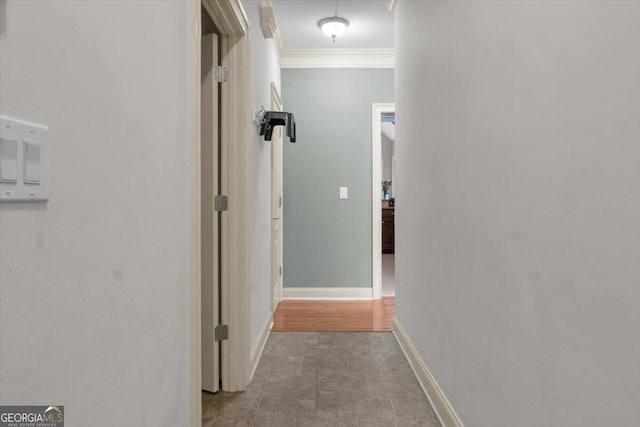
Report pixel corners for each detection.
[264,0,285,65]
[250,311,273,381]
[388,0,398,12]
[372,103,395,300]
[260,6,277,39]
[187,3,201,426]
[283,287,372,300]
[204,0,249,34]
[273,30,286,62]
[280,49,395,69]
[270,81,282,108]
[202,0,251,393]
[270,82,284,313]
[393,318,465,427]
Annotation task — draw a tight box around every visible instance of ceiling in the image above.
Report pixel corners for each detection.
[270,0,394,51]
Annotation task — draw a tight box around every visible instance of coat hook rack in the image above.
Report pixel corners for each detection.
[254,108,297,143]
[253,106,266,128]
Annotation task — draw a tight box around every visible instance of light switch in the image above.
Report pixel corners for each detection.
[1,116,49,202]
[339,186,348,199]
[24,140,42,184]
[0,137,19,183]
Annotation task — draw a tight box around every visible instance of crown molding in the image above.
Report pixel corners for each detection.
[264,0,394,69]
[263,0,284,67]
[260,6,277,39]
[280,48,395,69]
[273,24,286,62]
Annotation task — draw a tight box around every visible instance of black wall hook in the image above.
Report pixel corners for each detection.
[259,111,296,143]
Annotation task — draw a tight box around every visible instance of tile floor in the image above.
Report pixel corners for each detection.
[202,332,441,426]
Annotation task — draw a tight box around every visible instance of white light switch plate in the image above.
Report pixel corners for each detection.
[0,137,19,183]
[0,116,49,202]
[339,186,348,199]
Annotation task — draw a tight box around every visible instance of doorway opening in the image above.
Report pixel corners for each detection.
[189,0,251,425]
[372,103,396,299]
[381,112,396,297]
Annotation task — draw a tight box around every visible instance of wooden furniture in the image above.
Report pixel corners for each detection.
[382,205,395,253]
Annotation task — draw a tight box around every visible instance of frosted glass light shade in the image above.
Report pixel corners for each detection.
[319,17,349,41]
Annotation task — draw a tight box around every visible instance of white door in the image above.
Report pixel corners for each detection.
[201,33,219,393]
[271,84,283,312]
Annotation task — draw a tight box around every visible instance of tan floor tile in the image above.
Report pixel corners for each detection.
[354,399,394,420]
[252,419,289,427]
[396,418,423,427]
[390,399,414,417]
[337,416,357,427]
[357,420,398,427]
[203,418,235,427]
[202,331,440,427]
[232,409,256,427]
[295,415,317,426]
[317,407,337,423]
[296,398,317,419]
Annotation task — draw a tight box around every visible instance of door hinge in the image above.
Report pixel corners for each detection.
[214,195,228,212]
[279,196,282,208]
[215,65,228,83]
[215,324,229,342]
[279,266,282,276]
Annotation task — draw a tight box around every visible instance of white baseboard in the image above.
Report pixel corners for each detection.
[393,318,465,427]
[249,310,273,381]
[283,286,372,300]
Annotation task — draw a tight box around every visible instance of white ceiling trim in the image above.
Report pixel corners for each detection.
[280,48,394,69]
[260,6,278,39]
[273,25,286,62]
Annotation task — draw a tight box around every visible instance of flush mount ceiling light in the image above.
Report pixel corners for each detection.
[318,0,349,43]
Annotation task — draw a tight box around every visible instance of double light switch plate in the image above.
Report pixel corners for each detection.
[0,116,49,202]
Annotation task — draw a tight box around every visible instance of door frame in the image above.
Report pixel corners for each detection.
[200,32,220,394]
[270,82,283,313]
[188,1,250,425]
[371,103,395,299]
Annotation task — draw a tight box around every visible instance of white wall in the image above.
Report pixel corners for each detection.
[244,0,281,347]
[395,2,640,426]
[0,1,191,425]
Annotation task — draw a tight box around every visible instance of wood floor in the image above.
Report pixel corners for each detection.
[271,297,395,332]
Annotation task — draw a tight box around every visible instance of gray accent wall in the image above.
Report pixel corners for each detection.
[282,69,394,288]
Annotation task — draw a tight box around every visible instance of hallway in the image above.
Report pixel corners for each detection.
[202,332,441,426]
